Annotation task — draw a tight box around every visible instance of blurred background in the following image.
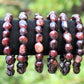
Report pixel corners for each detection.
[0,0,84,84]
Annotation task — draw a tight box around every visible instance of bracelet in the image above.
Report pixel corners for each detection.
[34,13,44,73]
[47,11,58,73]
[71,14,83,74]
[59,13,73,75]
[2,13,16,76]
[17,12,28,74]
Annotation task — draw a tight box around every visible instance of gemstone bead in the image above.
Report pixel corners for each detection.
[7,64,14,70]
[19,36,28,44]
[6,69,15,76]
[3,30,10,37]
[19,28,27,35]
[76,32,83,40]
[75,55,82,63]
[19,20,27,28]
[35,15,43,20]
[59,13,66,18]
[76,40,83,48]
[50,22,58,30]
[35,26,42,33]
[36,19,44,26]
[50,14,58,22]
[76,23,83,31]
[49,30,58,39]
[77,49,83,56]
[35,53,43,61]
[73,67,80,74]
[49,50,57,58]
[35,42,44,53]
[17,68,26,74]
[36,33,43,42]
[61,21,68,30]
[72,14,80,20]
[65,43,72,52]
[65,53,73,61]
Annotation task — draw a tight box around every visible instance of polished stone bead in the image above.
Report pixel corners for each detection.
[73,62,81,67]
[35,42,44,53]
[76,17,81,24]
[61,16,67,21]
[50,40,58,49]
[3,46,11,55]
[7,64,14,71]
[19,20,27,28]
[17,68,26,74]
[3,22,12,30]
[61,21,68,30]
[19,12,28,20]
[73,67,80,74]
[76,32,83,40]
[50,13,58,22]
[36,33,43,42]
[63,32,72,43]
[65,43,72,52]
[3,30,10,37]
[59,13,66,18]
[75,55,82,63]
[36,19,44,26]
[49,50,58,58]
[65,53,73,61]
[6,69,15,76]
[17,55,27,62]
[35,26,42,33]
[65,61,71,67]
[35,53,43,61]
[77,49,83,56]
[72,14,80,20]
[49,30,58,39]
[19,36,28,44]
[76,40,83,48]
[2,37,10,46]
[19,28,27,35]
[62,67,70,75]
[50,22,58,30]
[35,15,43,20]
[19,44,26,55]
[59,61,65,69]
[76,23,83,31]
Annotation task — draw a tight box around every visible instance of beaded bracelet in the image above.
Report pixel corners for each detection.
[59,13,73,75]
[47,11,58,73]
[2,13,16,76]
[17,12,28,74]
[71,14,83,74]
[34,13,44,73]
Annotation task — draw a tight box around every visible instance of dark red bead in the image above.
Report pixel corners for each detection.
[77,49,83,56]
[19,44,26,55]
[19,20,27,28]
[76,40,83,48]
[19,12,28,20]
[63,31,72,43]
[59,13,66,18]
[49,50,57,58]
[36,33,43,42]
[3,22,12,30]
[65,43,72,52]
[76,23,83,31]
[35,26,42,33]
[2,37,10,46]
[35,15,43,20]
[61,16,67,21]
[3,46,11,55]
[17,68,26,74]
[3,30,10,37]
[7,64,14,70]
[75,55,82,63]
[36,19,44,26]
[50,22,58,30]
[76,32,83,40]
[19,36,28,44]
[73,67,80,74]
[61,21,68,30]
[50,40,58,49]
[72,14,80,20]
[65,53,73,61]
[65,61,71,67]
[49,30,58,39]
[17,55,27,62]
[35,53,43,61]
[19,28,27,35]
[6,69,15,76]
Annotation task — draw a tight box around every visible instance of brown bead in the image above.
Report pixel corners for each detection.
[19,44,26,55]
[36,33,43,42]
[19,28,27,35]
[75,55,82,63]
[77,49,83,56]
[19,36,28,44]
[3,46,11,55]
[3,30,10,37]
[76,23,83,31]
[35,53,43,61]
[50,13,58,22]
[76,40,83,48]
[19,20,27,28]
[17,55,27,62]
[49,50,57,58]
[49,30,58,39]
[50,40,58,49]
[36,19,44,26]
[65,53,73,60]
[19,12,28,20]
[59,13,66,18]
[2,37,10,46]
[35,26,42,33]
[35,42,44,53]
[63,32,72,43]
[65,43,72,52]
[50,22,58,30]
[76,32,83,40]
[3,22,12,30]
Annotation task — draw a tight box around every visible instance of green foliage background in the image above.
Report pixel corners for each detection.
[0,0,84,84]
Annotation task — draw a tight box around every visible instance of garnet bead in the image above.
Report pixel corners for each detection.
[77,49,83,55]
[19,28,27,35]
[35,54,43,61]
[75,55,82,63]
[3,30,10,37]
[36,19,44,26]
[35,26,42,33]
[61,21,68,30]
[17,68,26,74]
[6,69,15,76]
[76,32,83,40]
[76,40,83,48]
[19,36,28,44]
[65,53,73,61]
[19,20,27,28]
[76,23,83,31]
[65,43,72,52]
[35,42,44,53]
[36,33,43,42]
[50,22,58,30]
[49,30,58,39]
[59,13,66,18]
[7,64,14,70]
